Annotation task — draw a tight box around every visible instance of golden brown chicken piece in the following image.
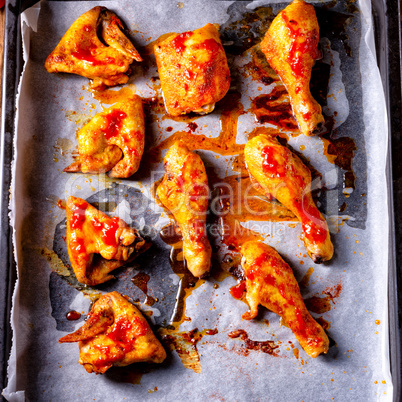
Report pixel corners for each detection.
[244,134,333,263]
[64,97,145,178]
[240,241,329,358]
[66,196,147,285]
[45,6,142,89]
[157,141,211,277]
[154,23,231,116]
[59,291,166,373]
[261,0,324,136]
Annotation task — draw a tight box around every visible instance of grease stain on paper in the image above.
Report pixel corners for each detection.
[162,328,219,373]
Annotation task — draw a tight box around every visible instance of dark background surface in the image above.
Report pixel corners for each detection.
[0,0,401,400]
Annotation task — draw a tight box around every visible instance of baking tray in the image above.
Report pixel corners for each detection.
[1,0,401,399]
[371,0,402,399]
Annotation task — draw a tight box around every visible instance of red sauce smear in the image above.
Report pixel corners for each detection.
[199,38,221,54]
[70,202,88,230]
[245,254,299,310]
[108,317,133,349]
[190,169,200,181]
[295,197,328,244]
[261,145,306,190]
[72,43,116,66]
[230,280,246,299]
[90,316,148,371]
[282,12,320,77]
[294,307,307,333]
[261,146,283,177]
[172,31,193,53]
[301,220,327,244]
[91,345,114,371]
[277,282,296,308]
[103,110,127,140]
[108,316,148,354]
[91,216,120,246]
[245,252,270,281]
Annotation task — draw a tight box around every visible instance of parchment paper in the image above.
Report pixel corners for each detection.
[4,0,393,400]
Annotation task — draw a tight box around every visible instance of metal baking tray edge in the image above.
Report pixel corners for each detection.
[372,0,402,400]
[1,0,401,400]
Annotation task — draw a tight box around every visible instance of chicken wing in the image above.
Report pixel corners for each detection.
[45,6,142,89]
[64,97,145,178]
[157,141,211,278]
[59,291,166,373]
[66,196,147,285]
[240,241,329,358]
[261,0,324,136]
[244,134,333,263]
[154,23,231,116]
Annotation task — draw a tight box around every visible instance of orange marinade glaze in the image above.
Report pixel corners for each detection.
[256,139,331,257]
[84,314,149,373]
[241,242,329,357]
[68,199,88,257]
[281,11,321,80]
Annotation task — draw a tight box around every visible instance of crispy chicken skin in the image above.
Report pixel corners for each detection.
[261,0,324,136]
[240,241,329,358]
[157,141,212,278]
[64,97,145,178]
[244,134,333,263]
[154,23,231,116]
[59,291,167,374]
[45,6,142,89]
[66,196,146,285]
